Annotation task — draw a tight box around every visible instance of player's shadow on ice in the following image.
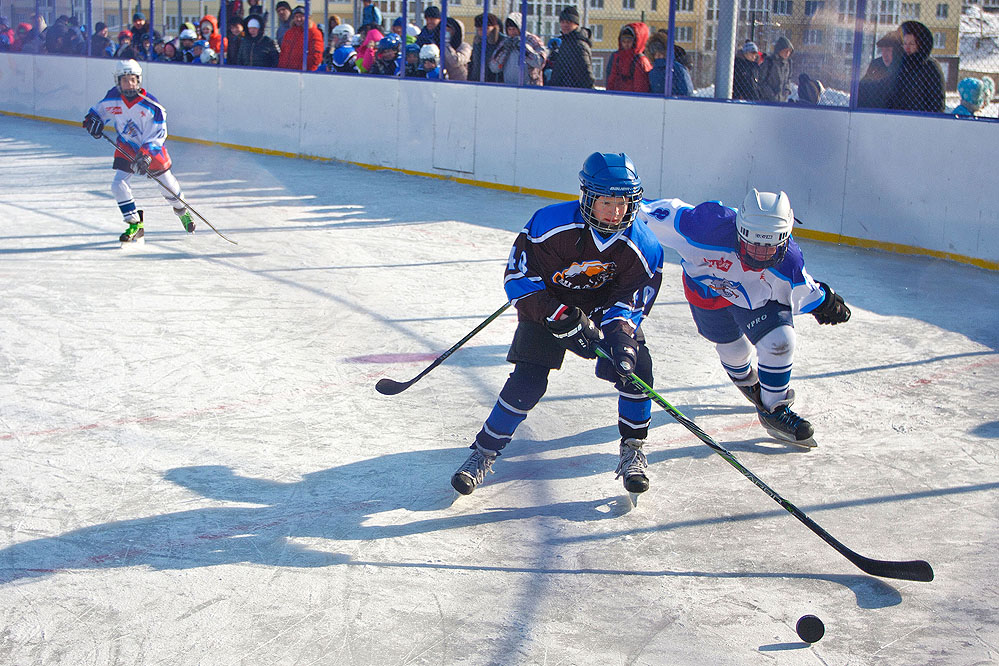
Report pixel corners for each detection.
[0,427,947,609]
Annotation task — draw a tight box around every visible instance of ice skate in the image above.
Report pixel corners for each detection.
[451,443,497,496]
[757,389,815,447]
[177,209,195,233]
[616,438,649,501]
[732,368,764,410]
[119,213,145,246]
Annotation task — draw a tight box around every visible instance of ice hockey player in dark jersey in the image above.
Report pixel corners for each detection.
[451,152,664,497]
[82,59,195,244]
[638,190,852,447]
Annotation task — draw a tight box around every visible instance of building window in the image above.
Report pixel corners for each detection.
[837,0,856,21]
[803,28,823,44]
[623,0,636,8]
[588,23,603,39]
[876,0,899,23]
[706,0,718,19]
[590,0,604,6]
[705,23,716,48]
[835,26,853,52]
[593,57,604,80]
[679,0,695,10]
[935,2,948,16]
[676,25,693,41]
[773,0,793,14]
[900,2,920,18]
[804,0,825,13]
[933,31,945,47]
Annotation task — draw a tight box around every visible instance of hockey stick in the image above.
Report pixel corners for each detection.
[594,346,934,582]
[375,302,512,395]
[101,133,237,245]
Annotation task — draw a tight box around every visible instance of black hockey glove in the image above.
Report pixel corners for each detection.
[546,307,600,359]
[811,282,851,325]
[601,329,639,376]
[130,153,152,175]
[82,112,104,139]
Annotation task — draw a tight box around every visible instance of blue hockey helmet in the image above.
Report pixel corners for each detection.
[578,152,643,234]
[405,43,420,57]
[377,32,402,52]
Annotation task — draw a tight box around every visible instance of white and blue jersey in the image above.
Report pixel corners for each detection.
[503,200,664,335]
[88,87,171,170]
[638,198,826,314]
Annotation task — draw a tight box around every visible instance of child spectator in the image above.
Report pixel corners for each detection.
[177,28,197,61]
[606,22,651,92]
[198,15,223,53]
[953,76,995,117]
[404,43,421,77]
[369,33,401,75]
[418,43,445,79]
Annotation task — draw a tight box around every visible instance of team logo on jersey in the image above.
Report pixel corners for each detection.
[553,260,617,290]
[108,106,123,115]
[706,277,740,298]
[648,207,671,220]
[705,257,733,272]
[121,119,141,140]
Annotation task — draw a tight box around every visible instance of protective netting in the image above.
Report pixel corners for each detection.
[2,0,995,116]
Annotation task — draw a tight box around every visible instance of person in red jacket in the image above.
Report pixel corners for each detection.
[198,14,224,53]
[606,22,651,93]
[278,5,324,70]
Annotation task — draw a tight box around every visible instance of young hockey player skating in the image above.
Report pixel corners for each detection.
[450,152,664,498]
[639,190,852,447]
[82,59,195,244]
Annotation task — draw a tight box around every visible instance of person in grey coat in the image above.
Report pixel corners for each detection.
[758,35,793,102]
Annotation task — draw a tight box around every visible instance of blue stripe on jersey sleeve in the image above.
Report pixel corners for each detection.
[504,275,544,302]
[523,201,582,240]
[768,240,808,284]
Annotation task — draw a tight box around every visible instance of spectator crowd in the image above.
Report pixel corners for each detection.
[0,7,992,115]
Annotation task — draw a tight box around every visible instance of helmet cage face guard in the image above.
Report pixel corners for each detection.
[579,185,644,234]
[114,60,143,98]
[736,189,793,270]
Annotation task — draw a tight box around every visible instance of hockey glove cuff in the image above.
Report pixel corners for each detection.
[546,307,600,359]
[812,282,851,325]
[601,329,639,376]
[82,112,104,139]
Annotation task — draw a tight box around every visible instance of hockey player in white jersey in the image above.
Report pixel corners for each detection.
[82,60,195,244]
[639,190,851,447]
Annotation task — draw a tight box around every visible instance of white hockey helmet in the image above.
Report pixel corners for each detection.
[179,28,197,41]
[331,23,354,47]
[113,59,142,97]
[419,43,439,63]
[736,189,794,269]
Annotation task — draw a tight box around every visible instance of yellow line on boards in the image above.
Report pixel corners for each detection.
[3,108,995,272]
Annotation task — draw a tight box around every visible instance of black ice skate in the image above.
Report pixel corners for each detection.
[451,443,497,495]
[731,368,764,410]
[616,438,649,497]
[757,390,816,447]
[119,211,145,244]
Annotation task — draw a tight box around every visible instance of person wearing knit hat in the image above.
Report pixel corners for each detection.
[857,30,901,108]
[275,1,293,44]
[953,76,994,117]
[416,6,441,46]
[549,6,593,88]
[733,40,761,100]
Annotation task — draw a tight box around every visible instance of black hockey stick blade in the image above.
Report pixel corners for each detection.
[375,302,512,396]
[593,347,934,582]
[375,376,418,395]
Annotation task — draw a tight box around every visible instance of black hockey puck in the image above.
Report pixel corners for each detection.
[796,614,825,643]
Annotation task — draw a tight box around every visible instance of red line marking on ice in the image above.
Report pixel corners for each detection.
[347,352,444,364]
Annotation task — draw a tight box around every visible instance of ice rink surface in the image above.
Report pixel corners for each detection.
[1,116,997,665]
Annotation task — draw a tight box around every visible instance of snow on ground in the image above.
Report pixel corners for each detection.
[1,116,997,665]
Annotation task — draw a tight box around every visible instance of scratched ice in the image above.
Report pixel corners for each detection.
[1,116,997,665]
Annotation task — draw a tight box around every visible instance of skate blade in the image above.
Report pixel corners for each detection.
[763,426,817,448]
[120,237,145,249]
[628,491,641,506]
